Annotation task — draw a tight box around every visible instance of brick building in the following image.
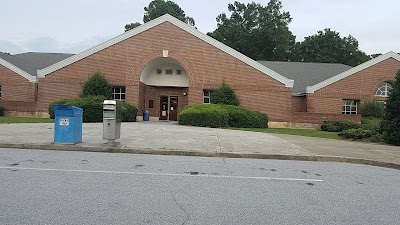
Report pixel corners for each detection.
[1,15,399,127]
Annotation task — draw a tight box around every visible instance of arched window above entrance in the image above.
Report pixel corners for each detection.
[140,58,189,87]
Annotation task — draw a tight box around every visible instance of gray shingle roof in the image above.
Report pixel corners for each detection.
[257,61,353,94]
[2,51,353,94]
[0,52,73,76]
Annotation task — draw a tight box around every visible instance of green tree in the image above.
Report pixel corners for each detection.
[125,0,195,31]
[143,0,195,25]
[380,70,400,145]
[208,0,295,61]
[210,82,240,106]
[294,28,371,66]
[81,71,113,99]
[124,22,142,32]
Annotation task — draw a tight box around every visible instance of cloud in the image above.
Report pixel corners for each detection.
[0,35,114,55]
[0,40,26,54]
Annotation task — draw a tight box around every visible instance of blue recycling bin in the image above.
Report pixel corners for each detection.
[143,110,150,121]
[53,105,83,144]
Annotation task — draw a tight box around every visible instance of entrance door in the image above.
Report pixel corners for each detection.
[159,96,179,121]
[169,96,178,121]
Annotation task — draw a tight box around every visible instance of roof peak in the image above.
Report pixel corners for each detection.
[37,14,294,88]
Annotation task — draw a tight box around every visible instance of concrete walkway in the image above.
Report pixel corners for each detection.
[0,122,399,169]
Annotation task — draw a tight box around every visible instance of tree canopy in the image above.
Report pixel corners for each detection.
[124,22,142,32]
[210,82,240,106]
[125,0,195,32]
[143,0,195,25]
[292,28,371,66]
[380,70,400,145]
[208,0,295,61]
[81,71,113,99]
[123,0,374,66]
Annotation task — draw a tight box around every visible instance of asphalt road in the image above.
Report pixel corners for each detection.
[1,148,399,225]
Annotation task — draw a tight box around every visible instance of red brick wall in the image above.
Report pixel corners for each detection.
[37,22,292,121]
[291,96,306,112]
[0,65,37,111]
[291,112,361,124]
[307,58,400,114]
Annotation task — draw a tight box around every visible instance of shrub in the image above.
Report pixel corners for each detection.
[361,117,381,131]
[210,82,240,106]
[0,105,4,116]
[48,98,78,119]
[178,104,268,128]
[371,133,385,143]
[221,105,268,128]
[381,70,400,145]
[360,101,385,118]
[49,97,138,123]
[81,71,113,99]
[178,104,229,128]
[321,120,362,132]
[338,128,375,139]
[79,96,105,122]
[121,102,138,122]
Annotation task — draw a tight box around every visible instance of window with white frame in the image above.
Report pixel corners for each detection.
[375,81,393,97]
[113,86,126,101]
[342,100,358,114]
[203,90,213,104]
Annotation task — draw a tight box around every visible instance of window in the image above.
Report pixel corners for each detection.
[166,69,173,75]
[203,90,213,104]
[176,70,182,75]
[156,69,162,74]
[342,100,358,114]
[113,86,126,101]
[375,81,393,97]
[0,85,2,100]
[149,100,154,108]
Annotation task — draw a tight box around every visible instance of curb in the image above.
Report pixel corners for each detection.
[1,143,400,170]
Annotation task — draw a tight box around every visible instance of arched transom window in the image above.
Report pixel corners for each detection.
[375,81,393,97]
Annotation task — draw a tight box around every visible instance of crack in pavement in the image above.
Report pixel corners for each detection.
[171,191,190,225]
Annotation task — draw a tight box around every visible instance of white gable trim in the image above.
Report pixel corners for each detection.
[37,14,294,88]
[0,58,37,83]
[306,52,400,93]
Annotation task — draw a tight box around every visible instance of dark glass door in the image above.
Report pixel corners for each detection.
[159,96,178,121]
[159,96,169,120]
[169,96,178,121]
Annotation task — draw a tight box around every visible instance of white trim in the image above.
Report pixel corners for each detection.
[37,14,294,88]
[306,52,400,93]
[0,58,37,83]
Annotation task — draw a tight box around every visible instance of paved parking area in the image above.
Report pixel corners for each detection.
[0,122,310,155]
[1,122,399,168]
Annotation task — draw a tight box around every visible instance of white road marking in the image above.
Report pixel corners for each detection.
[0,166,323,182]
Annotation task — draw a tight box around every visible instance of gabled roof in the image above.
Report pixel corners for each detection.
[0,52,73,83]
[37,14,294,88]
[14,52,74,72]
[306,52,400,93]
[258,61,352,94]
[0,52,37,82]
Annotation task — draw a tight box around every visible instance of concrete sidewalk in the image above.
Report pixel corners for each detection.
[0,122,399,169]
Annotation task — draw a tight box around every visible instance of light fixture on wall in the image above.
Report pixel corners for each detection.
[183,92,187,96]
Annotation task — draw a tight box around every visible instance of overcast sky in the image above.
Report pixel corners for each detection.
[1,0,398,55]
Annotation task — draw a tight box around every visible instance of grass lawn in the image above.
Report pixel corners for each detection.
[0,117,54,123]
[230,127,341,140]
